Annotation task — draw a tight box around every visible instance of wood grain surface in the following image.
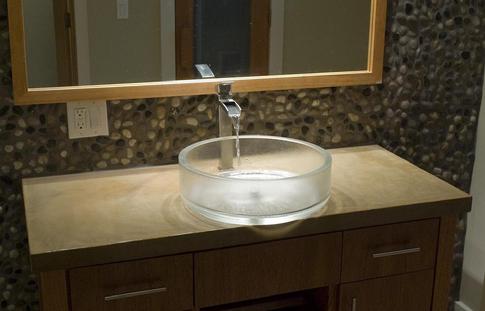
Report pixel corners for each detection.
[195,233,342,307]
[39,270,70,311]
[341,219,439,282]
[432,215,458,311]
[339,270,435,311]
[69,254,193,311]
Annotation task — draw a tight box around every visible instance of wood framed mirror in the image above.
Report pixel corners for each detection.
[8,0,387,105]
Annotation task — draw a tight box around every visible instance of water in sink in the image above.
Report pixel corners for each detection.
[218,169,295,179]
[212,169,310,216]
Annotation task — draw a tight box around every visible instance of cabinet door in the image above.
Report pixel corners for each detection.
[195,233,342,308]
[341,219,439,282]
[70,254,193,311]
[339,270,434,311]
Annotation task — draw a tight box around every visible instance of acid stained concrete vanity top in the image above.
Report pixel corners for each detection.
[22,145,471,272]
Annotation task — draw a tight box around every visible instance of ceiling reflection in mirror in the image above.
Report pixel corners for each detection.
[23,0,372,88]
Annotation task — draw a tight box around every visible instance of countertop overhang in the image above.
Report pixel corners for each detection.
[22,145,471,272]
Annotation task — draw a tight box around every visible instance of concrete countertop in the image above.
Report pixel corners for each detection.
[22,145,471,272]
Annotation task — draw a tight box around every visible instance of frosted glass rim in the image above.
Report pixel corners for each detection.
[178,135,332,182]
[182,196,330,226]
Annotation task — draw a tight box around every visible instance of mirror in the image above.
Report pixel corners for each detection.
[22,0,372,87]
[8,0,387,104]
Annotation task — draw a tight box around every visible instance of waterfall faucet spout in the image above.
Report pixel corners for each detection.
[217,83,241,137]
[217,83,241,169]
[217,83,241,120]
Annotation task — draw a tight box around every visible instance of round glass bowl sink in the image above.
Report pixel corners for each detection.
[178,135,332,225]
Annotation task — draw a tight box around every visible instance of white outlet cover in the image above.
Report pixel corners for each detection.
[67,100,109,139]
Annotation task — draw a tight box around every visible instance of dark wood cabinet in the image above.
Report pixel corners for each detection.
[69,255,193,311]
[39,217,456,311]
[195,233,341,308]
[341,219,439,282]
[200,288,331,311]
[339,270,435,311]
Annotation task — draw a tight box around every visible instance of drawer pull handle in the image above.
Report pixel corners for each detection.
[351,297,357,311]
[104,287,167,301]
[372,247,421,258]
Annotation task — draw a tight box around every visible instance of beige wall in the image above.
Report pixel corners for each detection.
[482,279,485,311]
[282,0,370,74]
[87,0,161,84]
[460,75,485,311]
[23,0,58,87]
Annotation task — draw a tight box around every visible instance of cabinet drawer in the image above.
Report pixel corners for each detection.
[342,219,439,282]
[339,270,434,311]
[70,254,193,311]
[195,233,342,308]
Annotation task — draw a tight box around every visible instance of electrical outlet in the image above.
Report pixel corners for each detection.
[74,108,88,130]
[67,100,109,139]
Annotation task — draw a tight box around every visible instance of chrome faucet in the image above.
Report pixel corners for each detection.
[217,83,241,136]
[217,83,241,169]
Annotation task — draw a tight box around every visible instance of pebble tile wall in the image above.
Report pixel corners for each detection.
[1,0,484,310]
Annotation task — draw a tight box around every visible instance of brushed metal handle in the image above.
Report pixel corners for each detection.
[372,247,421,258]
[351,297,357,311]
[104,287,167,301]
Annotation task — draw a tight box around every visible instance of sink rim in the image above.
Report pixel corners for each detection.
[178,135,332,182]
[183,195,330,226]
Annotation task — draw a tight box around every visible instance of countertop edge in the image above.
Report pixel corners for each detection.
[29,196,471,272]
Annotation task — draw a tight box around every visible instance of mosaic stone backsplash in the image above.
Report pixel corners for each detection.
[1,0,484,310]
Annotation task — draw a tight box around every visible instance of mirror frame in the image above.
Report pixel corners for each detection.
[8,0,387,105]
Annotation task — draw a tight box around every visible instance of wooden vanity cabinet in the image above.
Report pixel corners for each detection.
[337,219,440,311]
[24,147,466,311]
[341,219,439,282]
[339,270,435,311]
[40,216,457,311]
[68,254,193,311]
[195,233,341,308]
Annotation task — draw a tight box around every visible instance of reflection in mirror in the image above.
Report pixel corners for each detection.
[23,0,371,88]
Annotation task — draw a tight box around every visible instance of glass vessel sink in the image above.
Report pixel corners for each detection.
[178,135,332,225]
